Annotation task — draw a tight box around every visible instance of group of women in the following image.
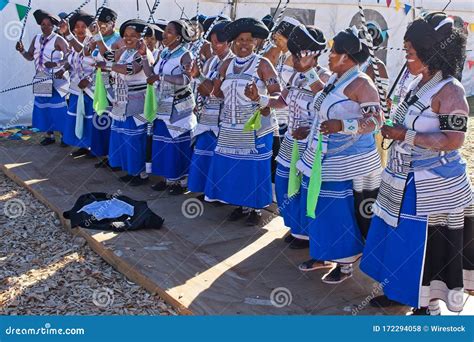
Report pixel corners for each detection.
[15,6,473,315]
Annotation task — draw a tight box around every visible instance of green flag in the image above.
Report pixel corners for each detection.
[288,140,302,197]
[144,84,158,123]
[16,4,29,21]
[306,133,323,219]
[243,109,262,132]
[93,68,108,116]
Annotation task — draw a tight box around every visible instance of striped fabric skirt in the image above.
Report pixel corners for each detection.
[361,173,474,311]
[205,132,273,209]
[275,165,305,238]
[32,89,67,133]
[151,119,193,181]
[62,93,93,148]
[306,177,365,263]
[108,117,147,176]
[188,131,217,193]
[89,112,111,157]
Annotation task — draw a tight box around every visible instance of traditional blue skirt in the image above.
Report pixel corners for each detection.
[360,174,428,308]
[188,131,217,193]
[275,164,304,238]
[62,93,93,148]
[151,120,193,181]
[108,117,147,176]
[32,89,67,133]
[89,112,111,157]
[205,133,273,209]
[307,179,365,262]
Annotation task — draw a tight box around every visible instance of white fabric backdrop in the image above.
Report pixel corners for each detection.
[0,0,472,127]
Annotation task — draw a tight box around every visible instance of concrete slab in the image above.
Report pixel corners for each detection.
[1,139,469,315]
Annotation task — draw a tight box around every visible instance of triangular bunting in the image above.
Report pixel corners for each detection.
[470,23,474,32]
[468,60,474,70]
[0,0,9,11]
[386,0,392,7]
[16,4,29,21]
[404,3,412,14]
[395,0,401,11]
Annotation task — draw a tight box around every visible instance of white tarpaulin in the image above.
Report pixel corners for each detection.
[0,0,472,128]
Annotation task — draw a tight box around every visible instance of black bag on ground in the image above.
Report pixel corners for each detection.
[63,192,164,232]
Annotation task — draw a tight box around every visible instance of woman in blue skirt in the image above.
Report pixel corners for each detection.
[188,20,232,194]
[143,20,197,195]
[16,10,69,146]
[97,19,153,186]
[204,18,281,226]
[296,27,382,281]
[58,11,96,157]
[248,25,330,248]
[361,12,474,315]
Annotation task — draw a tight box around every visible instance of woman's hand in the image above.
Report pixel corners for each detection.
[320,119,342,135]
[54,69,65,79]
[136,40,147,56]
[147,74,160,85]
[58,20,70,35]
[95,61,107,70]
[44,61,58,69]
[16,41,24,53]
[78,78,90,89]
[197,79,213,97]
[381,124,407,141]
[292,126,311,140]
[244,81,260,102]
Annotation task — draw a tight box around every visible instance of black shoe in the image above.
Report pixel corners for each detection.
[40,137,55,146]
[70,148,89,157]
[85,151,96,159]
[228,207,249,222]
[321,265,352,284]
[95,159,108,168]
[408,308,432,316]
[168,184,186,195]
[245,210,262,226]
[130,176,149,187]
[289,238,309,249]
[195,194,205,201]
[369,295,403,308]
[119,174,134,183]
[151,181,168,191]
[284,234,296,243]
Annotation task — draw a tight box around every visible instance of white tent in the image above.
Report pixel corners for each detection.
[0,0,472,128]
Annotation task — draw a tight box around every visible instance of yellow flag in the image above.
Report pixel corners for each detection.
[395,0,401,11]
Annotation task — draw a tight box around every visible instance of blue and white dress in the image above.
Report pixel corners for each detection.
[273,51,293,138]
[108,49,148,176]
[188,54,229,192]
[297,67,382,263]
[275,70,319,239]
[360,73,474,312]
[151,45,197,181]
[204,54,274,208]
[62,41,96,149]
[31,32,69,133]
[89,32,122,156]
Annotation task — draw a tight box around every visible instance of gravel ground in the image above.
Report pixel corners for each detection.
[0,119,473,315]
[0,172,177,315]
